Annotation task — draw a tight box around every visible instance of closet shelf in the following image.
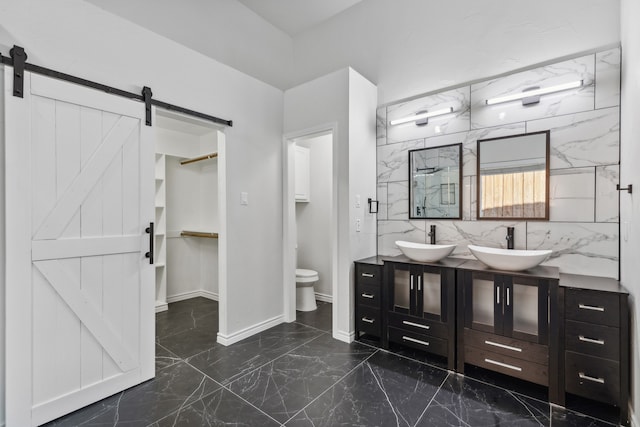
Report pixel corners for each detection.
[180,230,219,239]
[180,152,218,166]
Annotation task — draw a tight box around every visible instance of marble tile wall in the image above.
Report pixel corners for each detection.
[377,47,621,278]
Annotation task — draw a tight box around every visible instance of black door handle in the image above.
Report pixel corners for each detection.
[145,222,154,265]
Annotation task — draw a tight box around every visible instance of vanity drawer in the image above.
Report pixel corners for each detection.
[464,329,548,366]
[465,346,548,386]
[565,351,620,405]
[565,289,619,327]
[355,263,382,286]
[388,327,448,357]
[357,282,381,308]
[357,305,381,337]
[388,311,448,339]
[565,320,619,360]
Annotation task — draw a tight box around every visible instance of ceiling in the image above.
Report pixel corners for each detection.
[236,0,362,36]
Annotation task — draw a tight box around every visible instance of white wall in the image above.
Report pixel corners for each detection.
[292,0,620,104]
[620,0,640,421]
[0,0,284,420]
[284,67,377,341]
[0,66,5,426]
[165,155,219,300]
[296,134,332,299]
[347,68,378,337]
[86,0,294,90]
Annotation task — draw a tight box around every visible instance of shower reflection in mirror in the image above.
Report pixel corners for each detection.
[409,143,462,219]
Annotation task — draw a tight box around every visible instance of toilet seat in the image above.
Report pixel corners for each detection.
[296,268,319,283]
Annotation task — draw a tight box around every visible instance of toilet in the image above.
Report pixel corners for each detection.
[296,268,319,311]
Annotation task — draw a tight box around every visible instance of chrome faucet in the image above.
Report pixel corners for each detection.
[506,227,514,250]
[428,225,436,245]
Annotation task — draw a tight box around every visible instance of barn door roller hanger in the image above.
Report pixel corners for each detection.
[1,45,232,128]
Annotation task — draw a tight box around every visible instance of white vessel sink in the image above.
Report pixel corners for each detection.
[395,241,456,262]
[468,245,552,271]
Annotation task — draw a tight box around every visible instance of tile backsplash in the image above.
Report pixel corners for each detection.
[377,47,620,278]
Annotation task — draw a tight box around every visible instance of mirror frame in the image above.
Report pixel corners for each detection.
[476,130,550,221]
[408,142,463,220]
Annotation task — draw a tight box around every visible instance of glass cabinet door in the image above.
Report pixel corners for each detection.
[505,276,548,343]
[465,272,503,335]
[419,267,443,321]
[389,264,412,314]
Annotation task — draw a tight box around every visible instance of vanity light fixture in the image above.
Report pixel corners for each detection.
[485,80,584,106]
[389,107,454,126]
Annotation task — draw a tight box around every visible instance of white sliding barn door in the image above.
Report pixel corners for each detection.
[4,71,155,426]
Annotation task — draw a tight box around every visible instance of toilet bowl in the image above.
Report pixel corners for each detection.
[296,268,319,311]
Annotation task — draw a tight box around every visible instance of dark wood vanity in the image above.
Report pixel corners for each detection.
[354,256,630,426]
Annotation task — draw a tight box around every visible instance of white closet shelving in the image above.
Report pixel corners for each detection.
[155,152,168,313]
[155,109,221,307]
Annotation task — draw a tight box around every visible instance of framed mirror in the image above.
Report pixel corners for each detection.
[477,130,550,220]
[409,143,462,219]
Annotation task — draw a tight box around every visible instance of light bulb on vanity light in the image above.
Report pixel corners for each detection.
[485,80,584,106]
[389,107,454,126]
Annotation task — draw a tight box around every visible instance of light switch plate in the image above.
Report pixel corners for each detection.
[240,192,248,205]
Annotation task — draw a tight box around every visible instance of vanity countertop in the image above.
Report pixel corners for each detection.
[560,273,627,294]
[453,259,560,280]
[355,255,469,269]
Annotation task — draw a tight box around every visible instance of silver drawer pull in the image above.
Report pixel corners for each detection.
[361,293,375,299]
[578,335,605,345]
[484,340,522,353]
[579,303,605,312]
[484,358,522,372]
[361,273,375,278]
[402,336,429,346]
[361,317,375,324]
[579,372,605,384]
[402,320,430,330]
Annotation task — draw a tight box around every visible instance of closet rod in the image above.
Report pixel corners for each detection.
[0,46,233,127]
[180,152,218,165]
[180,231,219,239]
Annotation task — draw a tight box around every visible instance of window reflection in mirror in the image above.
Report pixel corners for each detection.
[477,131,550,220]
[409,143,462,219]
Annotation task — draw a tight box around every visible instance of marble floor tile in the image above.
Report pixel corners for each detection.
[155,343,181,372]
[295,300,332,332]
[155,298,218,340]
[43,362,221,426]
[420,373,550,426]
[551,405,618,427]
[285,350,447,427]
[187,322,324,385]
[151,388,280,427]
[156,312,219,358]
[230,334,377,423]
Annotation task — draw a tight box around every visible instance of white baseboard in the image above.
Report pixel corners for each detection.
[314,292,332,303]
[333,329,354,344]
[217,314,284,346]
[166,290,219,304]
[155,301,168,313]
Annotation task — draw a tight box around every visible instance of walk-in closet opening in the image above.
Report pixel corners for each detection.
[154,109,225,320]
